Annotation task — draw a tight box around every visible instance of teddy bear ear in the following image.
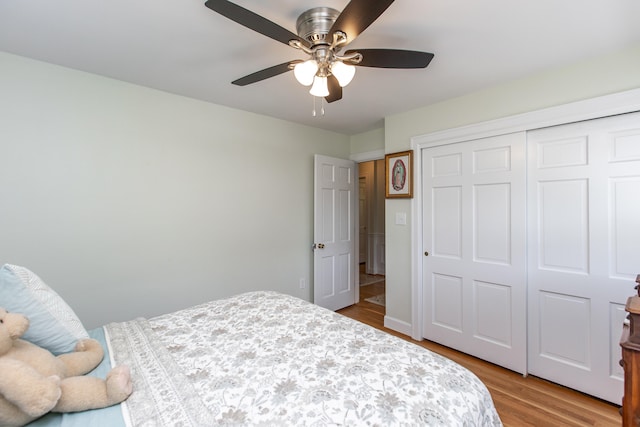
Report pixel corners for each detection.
[8,316,29,340]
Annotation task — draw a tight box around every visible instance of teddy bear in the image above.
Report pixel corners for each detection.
[0,307,133,426]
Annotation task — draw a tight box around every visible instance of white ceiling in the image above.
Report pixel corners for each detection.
[1,0,639,135]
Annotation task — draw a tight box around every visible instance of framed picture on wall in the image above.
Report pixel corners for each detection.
[385,150,413,198]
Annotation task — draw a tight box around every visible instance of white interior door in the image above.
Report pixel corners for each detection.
[314,155,356,311]
[527,112,640,403]
[422,132,527,374]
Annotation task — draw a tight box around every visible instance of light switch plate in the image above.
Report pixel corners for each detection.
[395,212,407,225]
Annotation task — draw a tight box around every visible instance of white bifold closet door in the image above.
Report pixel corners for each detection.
[422,132,527,374]
[527,112,640,403]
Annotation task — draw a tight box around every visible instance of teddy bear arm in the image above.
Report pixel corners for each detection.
[0,399,37,427]
[52,365,132,413]
[57,338,105,377]
[0,359,51,401]
[0,359,61,416]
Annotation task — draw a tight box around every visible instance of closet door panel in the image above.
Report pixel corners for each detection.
[432,273,463,332]
[611,177,640,277]
[538,291,590,368]
[474,183,511,264]
[474,280,512,347]
[527,111,640,404]
[432,186,462,258]
[422,132,527,374]
[537,179,589,273]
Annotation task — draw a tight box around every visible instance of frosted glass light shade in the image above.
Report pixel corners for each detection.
[331,61,356,87]
[309,76,329,97]
[293,60,318,86]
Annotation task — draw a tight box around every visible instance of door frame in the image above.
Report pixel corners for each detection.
[410,88,640,341]
[350,150,385,305]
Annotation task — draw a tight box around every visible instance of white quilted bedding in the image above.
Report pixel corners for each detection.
[106,291,502,426]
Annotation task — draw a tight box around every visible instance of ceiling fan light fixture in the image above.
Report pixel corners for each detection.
[330,60,356,87]
[206,0,434,106]
[309,75,329,97]
[293,59,318,86]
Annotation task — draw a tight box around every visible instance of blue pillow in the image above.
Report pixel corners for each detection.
[0,264,89,355]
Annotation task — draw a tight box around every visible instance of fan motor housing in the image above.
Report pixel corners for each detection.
[296,7,340,45]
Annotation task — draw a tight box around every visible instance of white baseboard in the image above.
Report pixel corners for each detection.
[383,315,414,337]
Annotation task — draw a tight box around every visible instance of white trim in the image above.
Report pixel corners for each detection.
[350,149,385,162]
[384,315,413,337]
[351,148,385,310]
[410,141,423,341]
[413,88,640,148]
[354,162,360,305]
[410,88,640,341]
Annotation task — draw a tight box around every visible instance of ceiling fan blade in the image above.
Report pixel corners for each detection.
[328,0,395,45]
[232,61,301,86]
[204,0,309,48]
[346,49,434,69]
[325,75,342,103]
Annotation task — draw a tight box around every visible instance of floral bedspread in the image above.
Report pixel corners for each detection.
[106,291,502,426]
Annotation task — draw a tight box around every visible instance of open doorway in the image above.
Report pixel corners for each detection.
[358,159,385,308]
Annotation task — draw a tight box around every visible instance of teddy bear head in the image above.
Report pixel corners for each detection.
[0,308,29,356]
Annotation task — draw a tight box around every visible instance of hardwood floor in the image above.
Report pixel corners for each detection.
[339,278,621,426]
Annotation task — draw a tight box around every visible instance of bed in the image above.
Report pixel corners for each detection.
[0,264,502,426]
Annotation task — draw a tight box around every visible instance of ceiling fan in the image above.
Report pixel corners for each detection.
[204,0,434,104]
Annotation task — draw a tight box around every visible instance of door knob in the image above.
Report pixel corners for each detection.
[424,251,429,256]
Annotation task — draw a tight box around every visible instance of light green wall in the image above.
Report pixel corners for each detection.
[382,43,640,326]
[385,44,640,149]
[4,41,639,332]
[350,127,384,154]
[0,52,350,328]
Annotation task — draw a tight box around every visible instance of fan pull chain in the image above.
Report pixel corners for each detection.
[312,96,325,117]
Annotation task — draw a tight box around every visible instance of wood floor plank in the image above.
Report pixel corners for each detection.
[339,280,620,427]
